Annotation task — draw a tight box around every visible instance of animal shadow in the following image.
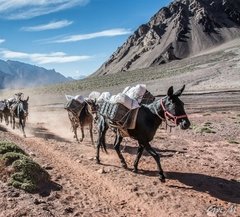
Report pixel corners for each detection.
[167,172,240,204]
[39,181,62,197]
[0,125,8,132]
[30,126,70,143]
[105,143,185,158]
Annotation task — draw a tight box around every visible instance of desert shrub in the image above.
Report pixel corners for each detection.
[9,158,50,193]
[0,141,26,155]
[200,127,216,134]
[202,113,211,116]
[203,122,212,127]
[2,152,29,166]
[228,140,240,144]
[0,140,50,193]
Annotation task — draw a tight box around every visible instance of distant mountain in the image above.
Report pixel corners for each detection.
[72,75,87,80]
[0,59,71,89]
[94,0,240,75]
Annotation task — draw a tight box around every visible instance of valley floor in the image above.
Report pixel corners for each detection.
[0,90,240,217]
[0,39,240,217]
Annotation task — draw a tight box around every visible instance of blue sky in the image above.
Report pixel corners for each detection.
[0,0,171,78]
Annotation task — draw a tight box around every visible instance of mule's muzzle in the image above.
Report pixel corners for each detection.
[179,119,190,130]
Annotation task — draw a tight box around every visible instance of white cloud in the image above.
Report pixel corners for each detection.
[0,0,89,20]
[48,28,132,43]
[21,20,73,32]
[0,38,5,44]
[0,49,91,64]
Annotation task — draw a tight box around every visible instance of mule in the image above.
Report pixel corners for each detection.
[10,96,29,137]
[96,85,190,182]
[67,99,98,145]
[0,100,11,126]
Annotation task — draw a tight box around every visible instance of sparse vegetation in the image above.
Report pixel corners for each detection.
[0,141,26,155]
[228,140,240,144]
[203,122,212,127]
[0,140,50,193]
[193,124,216,134]
[0,47,233,98]
[200,127,216,134]
[203,113,211,116]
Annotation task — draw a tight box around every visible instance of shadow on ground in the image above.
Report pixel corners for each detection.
[30,126,70,143]
[167,172,240,204]
[39,181,62,197]
[105,143,186,158]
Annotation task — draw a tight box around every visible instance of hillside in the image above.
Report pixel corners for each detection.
[0,59,71,89]
[0,38,240,217]
[94,0,240,75]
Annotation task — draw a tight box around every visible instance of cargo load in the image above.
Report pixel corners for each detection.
[100,101,133,127]
[64,99,85,115]
[109,93,139,110]
[122,84,155,104]
[97,92,112,103]
[100,93,140,128]
[89,91,101,101]
[0,101,6,111]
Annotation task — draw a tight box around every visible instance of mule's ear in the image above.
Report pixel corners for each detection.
[167,86,174,97]
[26,96,29,102]
[174,85,185,97]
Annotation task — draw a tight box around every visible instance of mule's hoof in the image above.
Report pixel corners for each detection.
[133,168,138,173]
[159,174,166,183]
[122,163,128,169]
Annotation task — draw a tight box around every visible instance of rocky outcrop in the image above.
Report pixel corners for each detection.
[94,0,240,75]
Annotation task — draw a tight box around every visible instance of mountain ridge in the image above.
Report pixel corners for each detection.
[0,59,71,89]
[94,0,240,76]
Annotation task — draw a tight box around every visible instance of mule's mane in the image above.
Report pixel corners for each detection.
[145,97,163,115]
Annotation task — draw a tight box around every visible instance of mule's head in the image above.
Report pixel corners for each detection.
[20,96,29,118]
[162,85,190,130]
[85,98,99,114]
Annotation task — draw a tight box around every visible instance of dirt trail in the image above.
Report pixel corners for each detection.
[0,92,240,217]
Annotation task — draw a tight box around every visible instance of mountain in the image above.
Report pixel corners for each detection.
[0,59,71,89]
[94,0,240,75]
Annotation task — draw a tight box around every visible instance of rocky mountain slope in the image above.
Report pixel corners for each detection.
[0,59,71,89]
[94,0,240,75]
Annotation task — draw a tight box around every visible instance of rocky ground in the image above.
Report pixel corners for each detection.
[0,40,240,217]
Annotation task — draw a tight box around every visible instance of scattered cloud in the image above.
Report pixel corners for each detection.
[0,0,89,20]
[21,20,73,32]
[0,49,91,64]
[0,38,5,44]
[47,28,132,43]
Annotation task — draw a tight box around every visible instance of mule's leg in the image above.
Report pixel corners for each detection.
[69,113,79,142]
[114,132,127,168]
[19,117,26,137]
[144,143,165,182]
[9,114,12,127]
[96,117,108,164]
[12,116,15,129]
[73,124,79,142]
[89,122,94,146]
[80,125,84,142]
[133,145,145,173]
[4,114,9,126]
